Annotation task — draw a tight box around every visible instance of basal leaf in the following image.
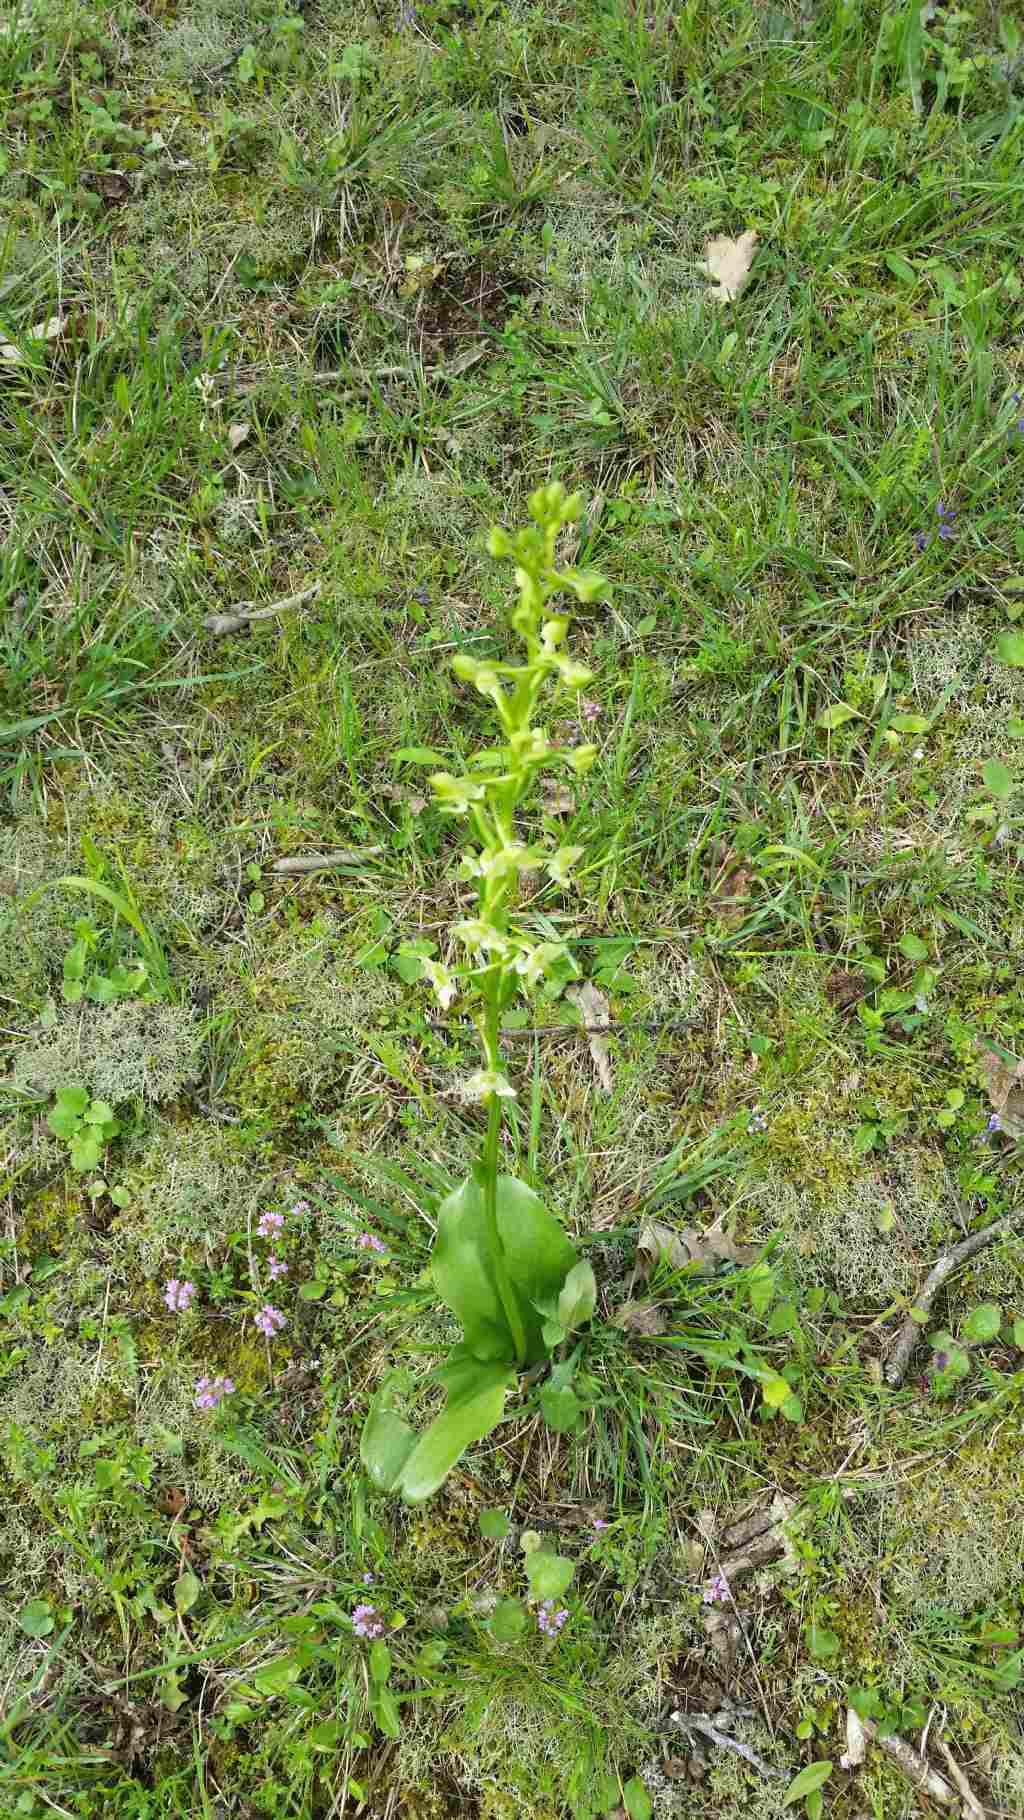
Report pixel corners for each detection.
[397,1363,512,1504]
[361,1379,417,1492]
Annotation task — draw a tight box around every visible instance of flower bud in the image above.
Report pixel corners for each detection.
[541,617,568,648]
[568,744,597,775]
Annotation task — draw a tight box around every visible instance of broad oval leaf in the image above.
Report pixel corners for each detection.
[432,1172,577,1365]
[479,1507,511,1539]
[398,1362,512,1504]
[996,631,1024,666]
[962,1302,1001,1343]
[524,1549,574,1601]
[982,758,1013,800]
[622,1775,653,1820]
[817,702,860,730]
[174,1571,201,1614]
[540,1385,581,1433]
[782,1761,833,1806]
[489,1597,528,1641]
[361,1380,416,1492]
[557,1259,597,1332]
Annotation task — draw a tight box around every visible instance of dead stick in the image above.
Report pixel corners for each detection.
[669,1713,780,1781]
[204,583,320,637]
[861,1720,958,1807]
[886,1208,1024,1387]
[934,1735,986,1820]
[270,848,383,875]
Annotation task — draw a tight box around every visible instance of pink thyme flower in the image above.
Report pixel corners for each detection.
[257,1210,285,1239]
[255,1304,286,1338]
[351,1603,386,1639]
[581,699,601,723]
[292,1199,311,1215]
[356,1231,387,1255]
[592,1518,608,1530]
[194,1374,235,1410]
[537,1600,569,1637]
[267,1255,288,1281]
[702,1572,730,1605]
[164,1279,196,1313]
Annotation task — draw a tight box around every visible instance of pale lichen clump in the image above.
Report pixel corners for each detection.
[13,1000,204,1107]
[880,1440,1024,1614]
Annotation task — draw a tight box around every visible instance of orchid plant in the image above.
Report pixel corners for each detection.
[361,482,603,1503]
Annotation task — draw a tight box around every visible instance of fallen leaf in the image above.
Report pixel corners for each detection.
[84,169,132,201]
[824,969,863,1008]
[567,980,613,1092]
[227,422,251,451]
[0,314,67,365]
[543,782,575,816]
[701,229,759,303]
[840,1706,867,1770]
[159,1488,187,1518]
[638,1220,757,1277]
[708,855,755,928]
[611,1299,666,1337]
[977,1042,1024,1139]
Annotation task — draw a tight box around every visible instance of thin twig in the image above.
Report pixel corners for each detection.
[668,1712,782,1781]
[204,583,320,637]
[269,848,383,875]
[886,1207,1024,1387]
[860,1719,959,1807]
[934,1733,987,1820]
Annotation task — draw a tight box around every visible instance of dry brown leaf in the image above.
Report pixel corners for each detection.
[227,422,251,451]
[977,1041,1024,1139]
[0,313,67,365]
[708,855,755,928]
[611,1299,666,1337]
[84,169,132,201]
[701,229,759,303]
[543,782,575,815]
[567,980,613,1092]
[840,1706,867,1770]
[638,1219,757,1277]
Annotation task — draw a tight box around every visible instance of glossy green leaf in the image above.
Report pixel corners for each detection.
[479,1507,511,1539]
[982,759,1013,800]
[540,1385,581,1433]
[489,1597,528,1641]
[432,1171,577,1365]
[888,713,930,733]
[818,702,860,729]
[806,1621,839,1659]
[369,1641,391,1684]
[997,632,1024,666]
[19,1598,55,1638]
[174,1572,201,1614]
[782,1761,832,1806]
[524,1549,574,1601]
[397,1362,512,1504]
[962,1302,1001,1343]
[371,1685,401,1738]
[557,1260,597,1332]
[622,1776,653,1820]
[898,931,928,962]
[360,1380,416,1492]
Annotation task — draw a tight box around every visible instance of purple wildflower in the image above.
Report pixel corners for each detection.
[702,1572,730,1605]
[362,1571,374,1585]
[537,1600,569,1637]
[257,1210,285,1239]
[936,500,957,542]
[194,1374,235,1411]
[932,1349,951,1374]
[914,531,928,553]
[164,1278,196,1313]
[268,1255,288,1281]
[592,1518,609,1531]
[255,1304,286,1338]
[357,1232,387,1255]
[581,699,601,723]
[292,1199,311,1215]
[351,1603,386,1639]
[987,1112,1002,1135]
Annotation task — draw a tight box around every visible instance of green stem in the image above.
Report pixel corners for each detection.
[481,991,527,1366]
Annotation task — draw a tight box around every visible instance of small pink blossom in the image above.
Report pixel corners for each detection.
[581,699,601,723]
[292,1199,311,1215]
[257,1210,285,1238]
[592,1518,608,1531]
[537,1600,568,1636]
[194,1374,235,1410]
[255,1304,286,1338]
[357,1232,387,1255]
[702,1572,730,1605]
[352,1603,386,1639]
[268,1255,288,1281]
[164,1279,196,1313]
